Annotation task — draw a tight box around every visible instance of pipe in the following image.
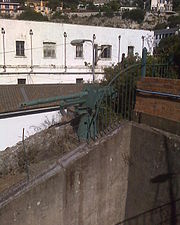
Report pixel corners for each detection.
[136,89,180,100]
[0,72,104,75]
[21,91,88,107]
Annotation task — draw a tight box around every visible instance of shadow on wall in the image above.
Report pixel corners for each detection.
[123,124,180,225]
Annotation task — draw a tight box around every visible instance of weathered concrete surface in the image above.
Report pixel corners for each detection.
[133,111,180,136]
[0,121,180,225]
[125,123,180,219]
[0,122,132,225]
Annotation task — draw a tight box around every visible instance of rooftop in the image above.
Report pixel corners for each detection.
[154,27,178,34]
[0,84,83,114]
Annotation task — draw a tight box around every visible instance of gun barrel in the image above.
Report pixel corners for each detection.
[20,91,88,108]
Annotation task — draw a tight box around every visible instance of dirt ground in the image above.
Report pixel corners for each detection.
[0,124,80,194]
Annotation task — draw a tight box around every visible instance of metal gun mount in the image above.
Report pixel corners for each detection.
[20,85,116,140]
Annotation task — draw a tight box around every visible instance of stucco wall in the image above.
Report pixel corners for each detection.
[0,110,61,151]
[0,19,154,84]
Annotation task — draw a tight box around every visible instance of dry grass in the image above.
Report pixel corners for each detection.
[0,124,79,191]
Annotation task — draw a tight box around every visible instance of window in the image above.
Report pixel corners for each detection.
[43,42,56,58]
[76,44,83,58]
[18,79,26,84]
[76,78,83,83]
[5,4,9,9]
[101,45,112,59]
[16,41,25,56]
[128,46,134,56]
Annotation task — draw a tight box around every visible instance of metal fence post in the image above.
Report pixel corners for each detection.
[141,47,147,78]
[22,128,29,182]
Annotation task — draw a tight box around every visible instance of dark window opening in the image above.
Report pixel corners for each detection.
[18,79,26,84]
[76,44,83,58]
[16,41,25,56]
[76,78,83,84]
[128,46,134,56]
[43,42,56,58]
[101,45,112,59]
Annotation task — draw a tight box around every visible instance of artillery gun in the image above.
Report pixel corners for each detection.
[21,85,116,141]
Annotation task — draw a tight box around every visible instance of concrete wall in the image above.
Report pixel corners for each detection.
[135,77,180,122]
[0,122,132,225]
[1,122,180,224]
[125,123,180,222]
[0,19,154,84]
[133,111,180,136]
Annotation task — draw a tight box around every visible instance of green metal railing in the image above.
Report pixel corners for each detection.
[87,47,179,139]
[20,47,179,141]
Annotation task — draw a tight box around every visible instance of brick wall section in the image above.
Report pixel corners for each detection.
[135,77,180,122]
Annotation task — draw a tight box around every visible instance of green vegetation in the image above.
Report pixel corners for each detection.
[102,5,114,17]
[104,35,180,82]
[133,0,144,9]
[17,8,48,21]
[63,0,79,10]
[168,15,180,27]
[108,1,120,12]
[122,9,145,23]
[154,15,180,30]
[155,34,180,78]
[86,2,98,10]
[47,0,60,11]
[154,23,168,30]
[51,12,69,22]
[100,1,120,17]
[173,0,180,11]
[16,0,25,6]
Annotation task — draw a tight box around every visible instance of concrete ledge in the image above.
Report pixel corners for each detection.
[133,111,180,136]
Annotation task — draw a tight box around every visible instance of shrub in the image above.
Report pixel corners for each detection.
[154,23,168,30]
[18,8,48,21]
[122,9,145,23]
[168,15,180,28]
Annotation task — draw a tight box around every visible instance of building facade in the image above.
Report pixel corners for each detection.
[154,27,180,47]
[151,0,173,12]
[0,0,20,15]
[25,0,51,16]
[0,19,154,84]
[154,27,179,47]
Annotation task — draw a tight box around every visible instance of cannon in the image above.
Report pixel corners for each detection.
[21,85,116,140]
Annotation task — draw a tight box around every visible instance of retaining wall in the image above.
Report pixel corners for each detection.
[0,123,132,225]
[0,122,180,224]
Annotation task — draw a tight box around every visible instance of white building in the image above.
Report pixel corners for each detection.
[119,6,137,12]
[151,0,173,12]
[0,19,154,84]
